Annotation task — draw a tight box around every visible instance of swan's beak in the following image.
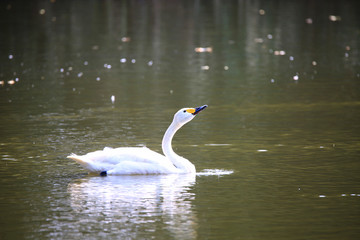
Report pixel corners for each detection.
[193,105,208,115]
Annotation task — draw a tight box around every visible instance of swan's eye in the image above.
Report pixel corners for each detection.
[183,110,186,113]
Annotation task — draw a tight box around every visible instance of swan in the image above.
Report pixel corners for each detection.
[68,105,208,175]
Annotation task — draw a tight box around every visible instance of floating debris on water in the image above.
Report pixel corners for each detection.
[201,65,210,70]
[305,18,313,24]
[39,9,46,15]
[77,72,83,78]
[257,149,268,152]
[84,61,88,66]
[8,54,13,60]
[131,59,136,63]
[274,50,286,56]
[293,75,299,81]
[205,144,232,146]
[254,38,264,43]
[96,77,101,81]
[329,15,341,22]
[8,80,15,85]
[319,195,326,198]
[195,47,213,53]
[120,58,127,63]
[224,66,229,70]
[312,61,317,66]
[148,60,153,66]
[197,169,234,176]
[121,37,131,42]
[289,56,294,61]
[259,9,266,15]
[111,95,115,103]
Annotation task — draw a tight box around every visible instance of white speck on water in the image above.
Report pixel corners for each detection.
[341,194,347,197]
[293,75,299,81]
[257,149,268,152]
[111,95,115,103]
[197,169,234,176]
[84,61,88,66]
[60,68,64,73]
[205,144,232,146]
[289,56,294,61]
[121,37,131,42]
[77,72,83,78]
[329,15,341,22]
[120,58,127,63]
[39,9,46,15]
[274,50,286,56]
[319,195,326,198]
[8,80,15,85]
[148,61,153,66]
[131,59,136,63]
[68,67,73,71]
[201,65,210,70]
[254,38,264,43]
[267,34,273,39]
[312,61,317,66]
[96,77,101,81]
[270,79,275,83]
[72,88,76,91]
[305,18,313,24]
[224,66,229,70]
[8,54,13,60]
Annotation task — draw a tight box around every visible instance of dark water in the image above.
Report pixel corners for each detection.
[1,0,360,239]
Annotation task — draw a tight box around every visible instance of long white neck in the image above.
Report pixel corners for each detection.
[162,121,196,173]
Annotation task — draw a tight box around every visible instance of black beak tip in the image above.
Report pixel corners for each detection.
[193,105,208,115]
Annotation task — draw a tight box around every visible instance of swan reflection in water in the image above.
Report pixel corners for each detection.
[67,173,197,239]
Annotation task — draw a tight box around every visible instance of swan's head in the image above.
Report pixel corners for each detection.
[173,105,208,126]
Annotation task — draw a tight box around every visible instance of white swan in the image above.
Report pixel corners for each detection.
[68,105,207,175]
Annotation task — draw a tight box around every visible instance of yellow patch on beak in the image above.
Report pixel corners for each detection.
[186,108,196,114]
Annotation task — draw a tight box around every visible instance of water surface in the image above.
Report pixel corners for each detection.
[1,1,359,239]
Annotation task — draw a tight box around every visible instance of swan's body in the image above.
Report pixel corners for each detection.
[68,105,207,175]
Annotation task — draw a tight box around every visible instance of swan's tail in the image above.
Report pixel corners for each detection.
[67,154,95,171]
[68,153,86,164]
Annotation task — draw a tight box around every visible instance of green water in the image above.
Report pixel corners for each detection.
[1,0,359,239]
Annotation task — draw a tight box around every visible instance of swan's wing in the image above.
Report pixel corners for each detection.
[68,147,176,173]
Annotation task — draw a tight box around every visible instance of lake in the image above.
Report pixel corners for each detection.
[0,0,359,239]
